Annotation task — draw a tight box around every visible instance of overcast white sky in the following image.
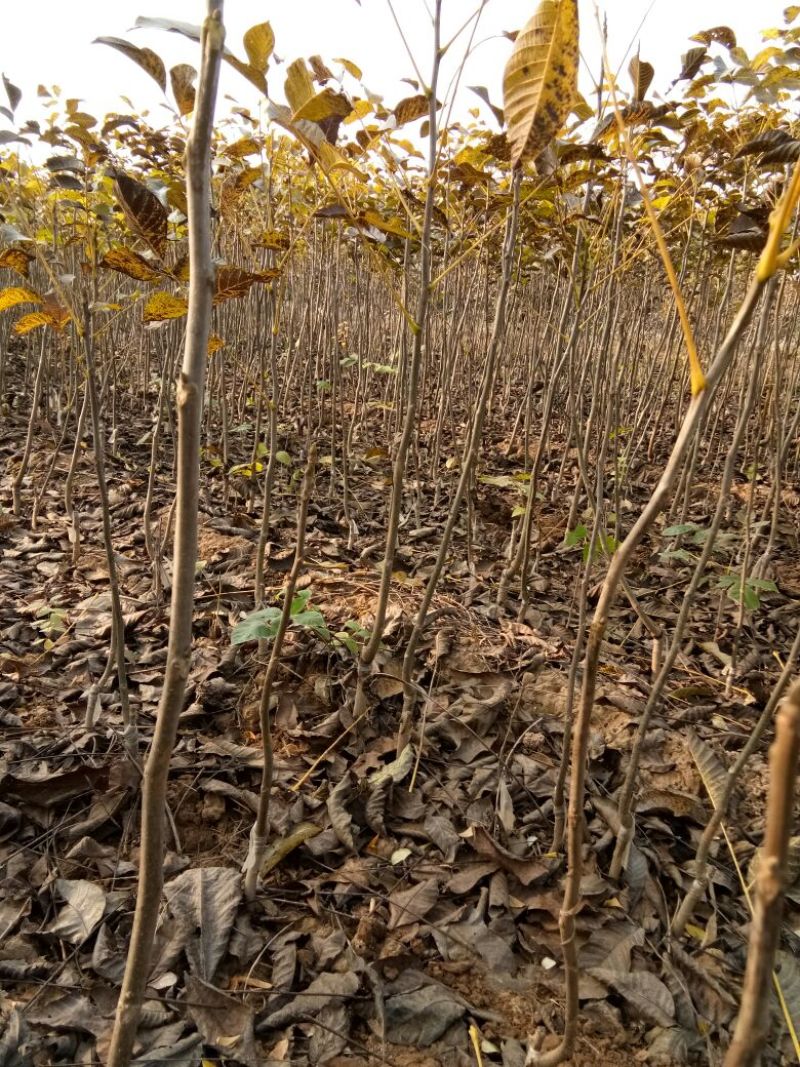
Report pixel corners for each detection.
[0,2,787,134]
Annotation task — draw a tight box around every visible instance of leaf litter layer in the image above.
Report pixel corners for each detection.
[1,340,800,1063]
[2,3,800,1064]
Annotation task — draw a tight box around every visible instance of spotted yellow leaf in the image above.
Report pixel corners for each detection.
[502,0,579,168]
[0,248,34,278]
[243,22,274,75]
[13,312,51,335]
[142,291,188,322]
[101,247,162,282]
[0,285,42,313]
[169,64,196,116]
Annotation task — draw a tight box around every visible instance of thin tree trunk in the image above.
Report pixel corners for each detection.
[106,9,224,1064]
[724,680,800,1067]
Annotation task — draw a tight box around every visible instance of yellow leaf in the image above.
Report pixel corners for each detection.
[260,822,321,876]
[685,923,707,941]
[243,22,274,75]
[359,210,412,238]
[13,312,51,335]
[293,88,353,124]
[344,98,373,124]
[0,248,34,277]
[207,334,225,355]
[502,0,579,168]
[0,286,42,312]
[257,229,290,251]
[169,64,196,116]
[224,136,261,159]
[335,57,362,80]
[284,59,314,114]
[101,247,162,282]
[142,291,188,321]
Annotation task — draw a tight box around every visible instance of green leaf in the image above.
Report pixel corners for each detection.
[232,607,281,644]
[275,450,292,465]
[748,578,777,592]
[334,631,359,654]
[478,474,518,489]
[290,589,311,613]
[743,586,760,611]
[565,523,587,547]
[661,548,697,565]
[662,522,698,537]
[291,610,330,639]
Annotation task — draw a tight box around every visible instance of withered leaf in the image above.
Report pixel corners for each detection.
[101,247,162,282]
[587,968,675,1027]
[113,172,169,259]
[164,867,242,980]
[691,25,737,49]
[169,64,196,116]
[213,265,279,304]
[259,971,359,1030]
[468,824,550,886]
[184,975,258,1067]
[327,772,355,850]
[260,822,321,876]
[94,37,167,92]
[388,877,439,929]
[0,247,34,277]
[393,94,432,126]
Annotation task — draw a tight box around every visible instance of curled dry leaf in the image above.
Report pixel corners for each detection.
[259,821,321,877]
[687,730,729,810]
[364,775,391,836]
[691,25,737,49]
[327,772,356,850]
